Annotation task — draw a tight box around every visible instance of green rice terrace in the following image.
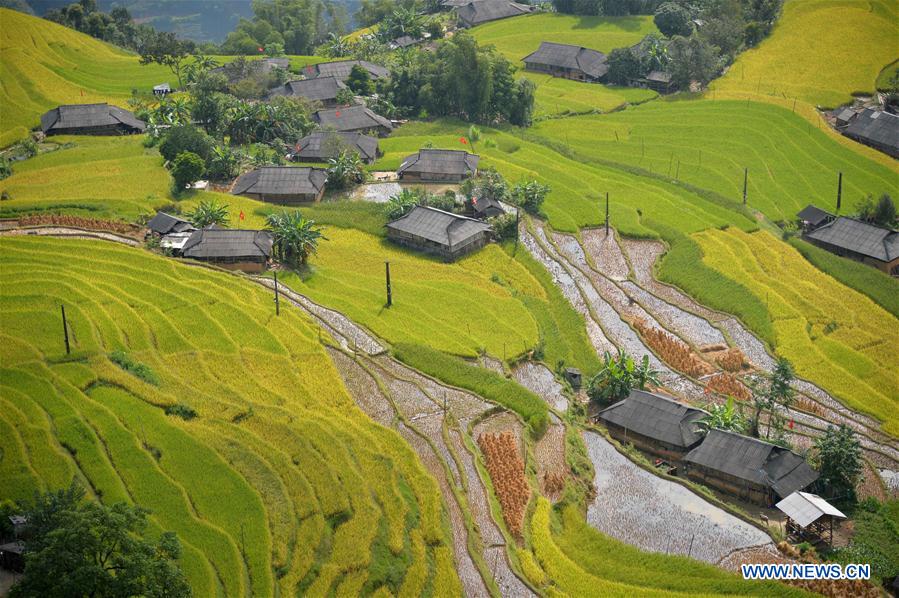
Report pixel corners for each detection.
[1,1,898,597]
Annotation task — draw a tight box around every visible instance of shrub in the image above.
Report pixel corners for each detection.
[654,2,693,37]
[164,403,198,420]
[109,350,160,386]
[170,151,206,190]
[158,125,214,164]
[489,213,518,241]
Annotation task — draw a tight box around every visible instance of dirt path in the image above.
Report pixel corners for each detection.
[0,226,140,246]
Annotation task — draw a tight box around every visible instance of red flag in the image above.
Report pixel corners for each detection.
[335,110,341,117]
[258,47,264,53]
[459,137,467,145]
[472,197,478,205]
[239,210,246,221]
[306,65,314,74]
[788,419,794,430]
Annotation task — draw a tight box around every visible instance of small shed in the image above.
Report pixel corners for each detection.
[153,83,171,97]
[160,231,194,255]
[776,491,846,546]
[232,166,328,204]
[796,204,834,232]
[639,71,674,93]
[182,229,273,272]
[564,367,582,390]
[7,515,26,539]
[471,195,504,219]
[274,76,348,107]
[390,36,421,50]
[40,103,146,136]
[522,42,608,82]
[834,108,857,127]
[386,205,492,261]
[147,211,195,236]
[292,131,380,163]
[398,149,479,182]
[0,541,25,572]
[312,105,393,136]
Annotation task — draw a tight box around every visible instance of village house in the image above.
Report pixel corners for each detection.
[182,228,273,273]
[597,390,708,463]
[147,211,195,237]
[292,131,380,163]
[232,166,328,204]
[840,108,899,158]
[522,42,609,83]
[40,103,146,136]
[271,76,349,108]
[804,216,899,275]
[390,35,422,50]
[386,205,492,261]
[307,60,390,82]
[471,195,505,219]
[796,204,835,232]
[776,491,846,546]
[312,105,393,136]
[682,429,818,506]
[638,70,674,93]
[456,0,534,28]
[398,149,479,182]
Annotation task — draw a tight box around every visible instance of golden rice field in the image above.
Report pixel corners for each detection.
[695,228,899,436]
[0,236,458,595]
[711,0,899,110]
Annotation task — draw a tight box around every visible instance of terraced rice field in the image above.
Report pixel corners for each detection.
[711,0,899,110]
[695,228,899,436]
[523,73,657,118]
[530,100,899,223]
[0,236,458,595]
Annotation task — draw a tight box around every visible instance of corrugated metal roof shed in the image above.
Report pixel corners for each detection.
[398,149,479,176]
[387,205,491,247]
[232,167,327,197]
[598,389,708,448]
[294,131,380,162]
[312,105,393,133]
[776,491,846,528]
[806,216,899,262]
[40,103,146,133]
[522,42,609,79]
[182,229,273,259]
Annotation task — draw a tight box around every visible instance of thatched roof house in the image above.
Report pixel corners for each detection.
[804,216,899,275]
[182,229,273,272]
[683,429,818,506]
[312,105,393,136]
[40,103,146,136]
[273,76,348,107]
[398,149,479,182]
[232,166,328,204]
[457,0,533,27]
[386,205,491,261]
[598,390,708,461]
[522,42,609,82]
[292,131,380,163]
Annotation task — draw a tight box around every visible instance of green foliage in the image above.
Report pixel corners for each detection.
[109,350,160,386]
[170,151,206,190]
[586,348,660,406]
[221,0,343,55]
[347,64,375,95]
[510,180,550,215]
[225,96,313,145]
[699,397,747,434]
[265,210,327,265]
[855,193,897,228]
[186,199,230,228]
[137,30,196,89]
[384,188,420,220]
[159,125,214,165]
[164,404,198,421]
[392,343,549,437]
[0,157,12,181]
[552,0,663,16]
[812,424,862,504]
[607,47,645,85]
[831,499,899,583]
[326,151,367,190]
[10,484,190,598]
[654,2,692,37]
[668,34,720,89]
[461,167,509,206]
[489,213,518,241]
[748,356,795,441]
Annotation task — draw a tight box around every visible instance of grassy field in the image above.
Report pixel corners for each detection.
[710,0,899,110]
[0,236,457,595]
[530,100,899,223]
[524,72,657,118]
[695,228,899,435]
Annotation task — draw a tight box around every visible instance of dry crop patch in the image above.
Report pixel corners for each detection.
[478,431,530,537]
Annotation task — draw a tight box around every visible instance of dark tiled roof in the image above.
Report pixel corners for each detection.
[147,211,195,235]
[806,216,899,262]
[40,103,146,133]
[458,0,533,26]
[310,60,389,81]
[232,167,327,197]
[278,76,347,102]
[645,70,672,83]
[843,108,899,153]
[398,149,479,176]
[796,204,833,226]
[523,42,609,79]
[263,57,290,69]
[441,0,471,5]
[472,195,503,215]
[391,35,420,48]
[312,105,393,133]
[598,390,708,449]
[387,205,491,248]
[294,131,380,162]
[684,429,818,497]
[182,229,273,259]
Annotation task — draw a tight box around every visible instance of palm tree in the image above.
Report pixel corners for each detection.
[186,200,230,228]
[699,397,748,434]
[586,348,660,406]
[266,211,327,266]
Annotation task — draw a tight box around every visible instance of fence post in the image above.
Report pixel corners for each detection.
[61,304,70,355]
[273,270,280,316]
[385,261,392,307]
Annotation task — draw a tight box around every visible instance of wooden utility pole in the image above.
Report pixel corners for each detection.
[605,192,610,236]
[742,167,748,206]
[385,261,392,307]
[514,208,520,250]
[273,270,280,316]
[836,171,843,212]
[61,304,70,354]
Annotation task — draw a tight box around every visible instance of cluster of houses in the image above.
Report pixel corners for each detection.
[798,204,898,275]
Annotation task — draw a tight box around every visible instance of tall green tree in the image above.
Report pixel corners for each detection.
[326,151,366,190]
[654,2,693,37]
[813,424,863,504]
[265,211,327,266]
[748,356,795,440]
[138,30,196,89]
[10,484,189,598]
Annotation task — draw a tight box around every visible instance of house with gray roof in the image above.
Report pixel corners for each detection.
[598,390,708,461]
[272,76,348,107]
[471,195,505,219]
[292,131,380,163]
[683,429,818,506]
[796,204,834,232]
[147,211,195,236]
[386,205,492,261]
[398,149,479,182]
[232,166,328,204]
[456,0,534,28]
[312,105,393,136]
[390,35,422,50]
[40,103,146,136]
[842,108,899,158]
[522,42,609,82]
[182,229,273,272]
[307,60,390,82]
[804,216,899,275]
